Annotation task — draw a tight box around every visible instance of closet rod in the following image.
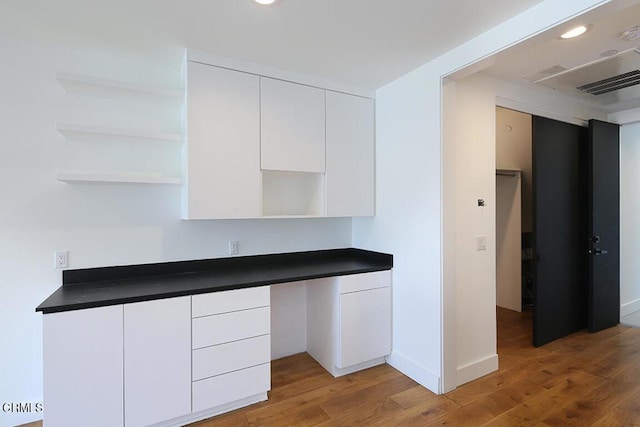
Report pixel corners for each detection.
[496,172,518,177]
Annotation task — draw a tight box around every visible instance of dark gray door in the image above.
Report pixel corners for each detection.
[588,119,620,332]
[532,116,588,347]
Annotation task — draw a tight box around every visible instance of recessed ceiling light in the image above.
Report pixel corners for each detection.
[254,0,279,5]
[560,25,588,39]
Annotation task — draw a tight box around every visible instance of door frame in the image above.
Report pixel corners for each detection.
[439,1,613,393]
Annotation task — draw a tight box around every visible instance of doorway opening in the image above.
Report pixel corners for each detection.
[495,107,533,345]
[495,107,533,314]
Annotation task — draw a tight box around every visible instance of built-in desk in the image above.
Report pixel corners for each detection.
[37,248,392,427]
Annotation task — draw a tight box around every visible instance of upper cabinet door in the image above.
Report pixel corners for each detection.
[184,62,261,219]
[326,91,374,217]
[260,77,326,173]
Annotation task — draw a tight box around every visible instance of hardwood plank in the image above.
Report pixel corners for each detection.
[244,364,402,425]
[15,422,43,427]
[190,411,249,427]
[317,375,417,425]
[369,394,460,426]
[424,378,547,426]
[540,376,638,425]
[270,352,329,389]
[481,371,607,426]
[390,385,442,409]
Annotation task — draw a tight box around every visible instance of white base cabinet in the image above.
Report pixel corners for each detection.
[124,297,191,427]
[42,270,391,426]
[43,289,271,427]
[43,305,124,427]
[191,286,271,412]
[307,270,392,377]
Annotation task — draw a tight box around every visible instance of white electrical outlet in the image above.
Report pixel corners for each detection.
[54,250,68,268]
[228,240,239,255]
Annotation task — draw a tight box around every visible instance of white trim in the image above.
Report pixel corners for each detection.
[456,354,499,387]
[608,106,640,125]
[620,298,640,317]
[496,96,588,127]
[149,393,267,427]
[186,48,374,99]
[386,350,440,394]
[325,357,387,378]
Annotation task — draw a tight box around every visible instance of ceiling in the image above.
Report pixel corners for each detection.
[484,0,640,113]
[0,0,544,90]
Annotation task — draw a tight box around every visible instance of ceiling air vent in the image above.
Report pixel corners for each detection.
[533,48,640,106]
[576,70,640,95]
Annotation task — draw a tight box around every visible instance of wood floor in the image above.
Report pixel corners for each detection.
[191,307,640,426]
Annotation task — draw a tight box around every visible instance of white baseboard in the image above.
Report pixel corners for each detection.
[621,298,640,317]
[456,354,499,387]
[386,351,440,394]
[151,393,268,427]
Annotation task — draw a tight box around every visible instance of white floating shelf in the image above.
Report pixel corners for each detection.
[260,215,325,219]
[56,123,182,143]
[57,171,182,185]
[56,72,184,99]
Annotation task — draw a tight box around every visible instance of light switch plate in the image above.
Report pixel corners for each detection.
[477,236,487,251]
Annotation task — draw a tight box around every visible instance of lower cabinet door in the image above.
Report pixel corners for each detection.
[43,305,124,427]
[124,296,191,427]
[338,287,391,368]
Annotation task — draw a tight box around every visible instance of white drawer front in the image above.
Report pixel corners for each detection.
[192,363,271,412]
[192,286,270,318]
[192,306,270,349]
[339,270,391,294]
[192,334,270,381]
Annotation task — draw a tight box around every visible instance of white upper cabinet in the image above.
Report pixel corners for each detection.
[325,91,375,217]
[260,77,326,173]
[183,62,261,219]
[183,56,375,219]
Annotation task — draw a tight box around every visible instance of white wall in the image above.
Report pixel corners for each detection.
[450,72,607,386]
[496,107,532,232]
[352,68,443,391]
[620,122,640,317]
[0,36,351,427]
[271,281,308,359]
[496,108,529,313]
[354,0,611,393]
[451,74,499,385]
[496,172,522,312]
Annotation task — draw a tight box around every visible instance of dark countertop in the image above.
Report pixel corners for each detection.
[36,248,393,314]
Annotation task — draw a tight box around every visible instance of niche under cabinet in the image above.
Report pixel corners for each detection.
[262,171,324,217]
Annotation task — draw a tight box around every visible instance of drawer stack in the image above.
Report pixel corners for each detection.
[191,286,271,412]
